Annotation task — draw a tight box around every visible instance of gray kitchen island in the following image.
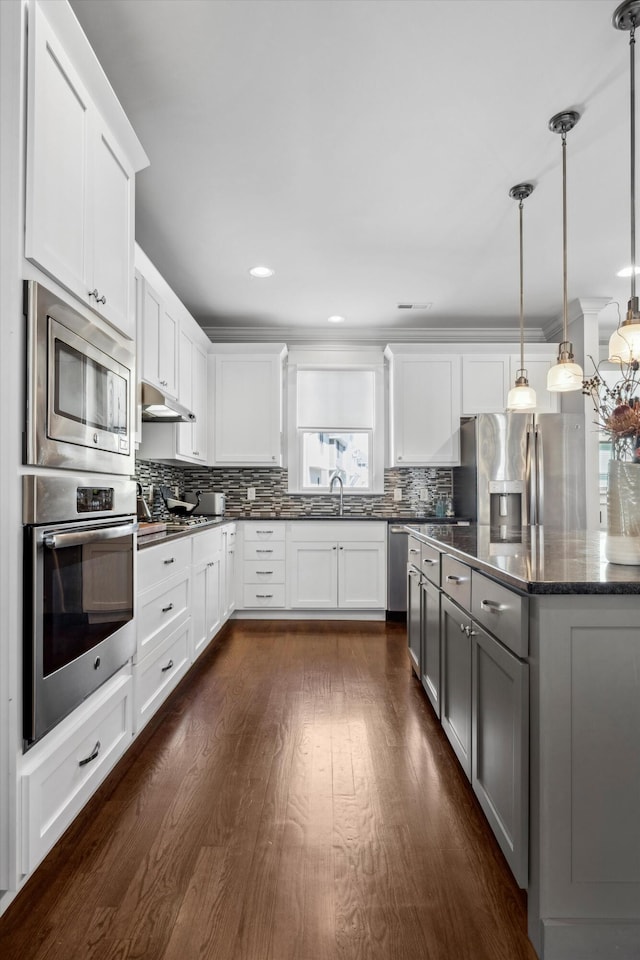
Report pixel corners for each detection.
[405,523,640,960]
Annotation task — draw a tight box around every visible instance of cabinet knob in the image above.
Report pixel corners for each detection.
[88,288,99,299]
[459,622,466,632]
[398,456,403,461]
[97,293,106,305]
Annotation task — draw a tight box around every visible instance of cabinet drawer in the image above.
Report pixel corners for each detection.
[471,571,528,658]
[242,522,286,541]
[441,554,471,608]
[288,521,386,542]
[243,541,286,562]
[243,584,286,608]
[244,560,286,583]
[407,535,422,570]
[420,542,441,585]
[137,573,190,660]
[192,527,222,566]
[21,672,132,874]
[138,537,191,594]
[134,622,191,733]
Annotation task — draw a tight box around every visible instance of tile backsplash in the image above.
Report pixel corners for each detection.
[135,459,453,520]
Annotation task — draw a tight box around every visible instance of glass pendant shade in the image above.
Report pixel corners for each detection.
[506,379,537,411]
[608,320,640,362]
[546,356,584,392]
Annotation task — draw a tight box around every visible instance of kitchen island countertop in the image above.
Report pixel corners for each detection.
[404,523,640,595]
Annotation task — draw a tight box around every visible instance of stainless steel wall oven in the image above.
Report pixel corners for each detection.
[23,475,137,748]
[25,280,135,475]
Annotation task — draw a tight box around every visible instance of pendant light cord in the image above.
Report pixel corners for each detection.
[631,19,636,302]
[519,198,525,372]
[562,128,568,344]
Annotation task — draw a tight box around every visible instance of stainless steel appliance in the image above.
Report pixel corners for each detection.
[454,413,586,530]
[23,474,137,747]
[25,281,135,475]
[185,491,225,516]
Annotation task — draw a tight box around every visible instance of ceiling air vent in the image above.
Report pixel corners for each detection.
[397,302,432,310]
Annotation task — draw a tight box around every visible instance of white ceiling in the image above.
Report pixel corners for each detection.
[69,0,634,343]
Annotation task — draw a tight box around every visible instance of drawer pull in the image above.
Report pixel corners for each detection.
[446,574,462,583]
[78,741,101,767]
[423,557,437,565]
[256,593,273,598]
[409,548,420,554]
[481,599,506,612]
[163,557,175,565]
[257,529,274,534]
[255,549,273,553]
[161,659,174,673]
[207,561,215,567]
[256,570,273,575]
[464,626,478,637]
[162,602,174,613]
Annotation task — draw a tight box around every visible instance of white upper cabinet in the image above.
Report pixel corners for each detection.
[461,355,511,415]
[140,278,179,399]
[385,347,461,467]
[24,1,147,340]
[210,345,287,466]
[176,332,208,463]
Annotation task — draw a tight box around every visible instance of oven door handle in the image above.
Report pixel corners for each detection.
[43,521,137,550]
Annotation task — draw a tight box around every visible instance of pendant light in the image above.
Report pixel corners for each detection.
[506,183,537,411]
[609,0,640,364]
[547,110,584,392]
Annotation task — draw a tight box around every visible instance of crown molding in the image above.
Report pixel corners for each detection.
[200,323,550,346]
[542,297,612,342]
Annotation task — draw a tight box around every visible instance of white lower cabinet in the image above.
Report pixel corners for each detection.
[192,528,222,659]
[135,623,190,732]
[221,524,236,621]
[286,522,387,610]
[21,669,133,875]
[239,522,287,609]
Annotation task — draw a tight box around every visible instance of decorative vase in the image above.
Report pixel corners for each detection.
[605,459,640,564]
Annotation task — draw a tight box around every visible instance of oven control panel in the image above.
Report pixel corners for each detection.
[76,486,114,513]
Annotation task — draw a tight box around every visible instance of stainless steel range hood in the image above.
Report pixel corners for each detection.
[140,382,195,422]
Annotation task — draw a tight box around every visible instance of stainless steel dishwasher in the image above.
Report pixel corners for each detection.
[387,524,410,616]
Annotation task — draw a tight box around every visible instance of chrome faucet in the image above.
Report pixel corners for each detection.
[329,470,344,517]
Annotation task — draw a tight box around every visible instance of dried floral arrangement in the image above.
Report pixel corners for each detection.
[582,357,640,460]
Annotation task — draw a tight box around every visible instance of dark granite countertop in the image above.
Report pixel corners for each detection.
[137,517,232,550]
[404,523,640,595]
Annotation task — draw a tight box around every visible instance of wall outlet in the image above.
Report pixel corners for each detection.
[419,488,429,502]
[393,487,402,502]
[247,487,256,501]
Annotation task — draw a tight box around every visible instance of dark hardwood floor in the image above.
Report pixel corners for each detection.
[0,620,538,960]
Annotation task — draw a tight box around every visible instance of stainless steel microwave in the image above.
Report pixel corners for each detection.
[25,281,135,475]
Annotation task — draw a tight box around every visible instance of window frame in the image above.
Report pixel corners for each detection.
[286,352,385,495]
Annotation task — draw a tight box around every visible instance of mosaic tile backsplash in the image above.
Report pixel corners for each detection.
[135,459,453,520]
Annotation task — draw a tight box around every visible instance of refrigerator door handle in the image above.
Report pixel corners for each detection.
[525,426,536,524]
[535,424,544,525]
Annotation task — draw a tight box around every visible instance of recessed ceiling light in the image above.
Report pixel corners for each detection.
[249,265,274,278]
[617,265,640,277]
[327,315,345,323]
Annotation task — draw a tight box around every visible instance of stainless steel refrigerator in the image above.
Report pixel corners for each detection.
[453,413,586,529]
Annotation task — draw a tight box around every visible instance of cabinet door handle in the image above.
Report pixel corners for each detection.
[459,622,466,632]
[255,548,273,553]
[78,741,101,767]
[161,659,174,673]
[256,593,273,598]
[193,450,199,456]
[162,602,174,613]
[207,561,215,567]
[257,529,274,534]
[446,574,462,583]
[464,626,478,637]
[256,570,273,574]
[481,599,506,612]
[339,545,343,550]
[423,557,437,565]
[409,548,420,555]
[163,557,175,565]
